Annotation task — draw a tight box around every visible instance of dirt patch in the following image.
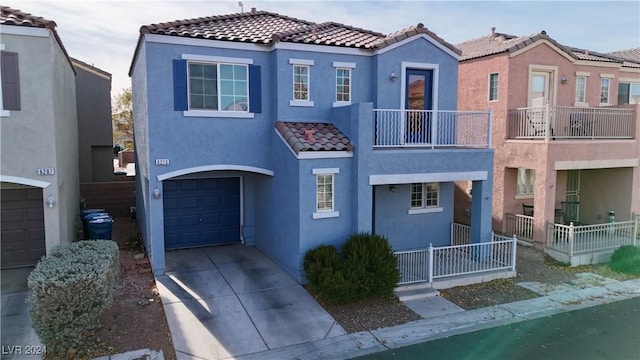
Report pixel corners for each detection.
[85,217,176,360]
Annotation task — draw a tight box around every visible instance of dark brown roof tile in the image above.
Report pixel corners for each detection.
[275,121,354,154]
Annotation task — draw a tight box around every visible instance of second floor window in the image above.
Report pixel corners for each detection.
[188,62,248,111]
[293,65,310,101]
[336,68,351,102]
[600,78,610,105]
[618,82,640,105]
[488,73,499,101]
[575,76,586,104]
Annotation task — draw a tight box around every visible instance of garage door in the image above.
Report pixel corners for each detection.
[1,187,46,268]
[164,178,241,249]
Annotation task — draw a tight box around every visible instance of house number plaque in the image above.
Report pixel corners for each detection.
[37,167,55,175]
[155,159,170,166]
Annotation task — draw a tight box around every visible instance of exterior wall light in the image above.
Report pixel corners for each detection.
[389,185,397,192]
[561,75,568,83]
[390,72,398,81]
[153,188,161,199]
[46,196,56,208]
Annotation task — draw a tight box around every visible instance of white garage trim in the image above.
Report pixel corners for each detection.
[0,175,50,188]
[157,165,274,181]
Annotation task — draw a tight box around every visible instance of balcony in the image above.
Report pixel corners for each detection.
[507,105,635,140]
[373,109,492,149]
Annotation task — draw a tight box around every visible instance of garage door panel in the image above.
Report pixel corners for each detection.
[1,188,46,268]
[164,178,240,249]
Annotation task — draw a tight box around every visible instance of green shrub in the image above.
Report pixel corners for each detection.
[610,245,640,275]
[28,240,119,357]
[303,233,399,304]
[342,232,399,299]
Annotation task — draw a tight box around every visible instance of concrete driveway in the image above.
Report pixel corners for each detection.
[1,267,43,359]
[156,244,346,359]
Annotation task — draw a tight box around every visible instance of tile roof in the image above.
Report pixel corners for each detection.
[456,29,574,61]
[275,121,354,154]
[136,9,456,52]
[1,6,75,73]
[569,47,622,64]
[608,48,640,69]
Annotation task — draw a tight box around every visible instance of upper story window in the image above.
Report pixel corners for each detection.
[575,76,586,104]
[293,65,309,101]
[600,77,611,105]
[188,63,248,111]
[332,61,356,107]
[488,73,499,101]
[618,82,640,105]
[289,59,314,107]
[336,68,351,102]
[173,54,260,118]
[1,49,21,116]
[517,168,535,197]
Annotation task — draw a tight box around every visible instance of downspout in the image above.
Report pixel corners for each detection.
[371,186,376,234]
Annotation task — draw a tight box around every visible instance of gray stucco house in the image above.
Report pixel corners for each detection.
[72,57,114,183]
[130,9,496,282]
[0,6,79,268]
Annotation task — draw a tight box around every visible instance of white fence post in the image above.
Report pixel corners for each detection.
[633,215,638,246]
[511,234,518,272]
[568,222,575,256]
[428,243,434,283]
[544,103,551,141]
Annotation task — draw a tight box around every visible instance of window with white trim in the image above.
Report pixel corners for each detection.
[188,62,248,111]
[488,73,499,101]
[316,173,334,212]
[410,183,439,209]
[293,65,309,101]
[336,68,351,102]
[575,76,586,104]
[600,78,610,105]
[618,82,640,105]
[517,168,535,196]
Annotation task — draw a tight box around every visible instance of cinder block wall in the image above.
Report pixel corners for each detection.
[80,181,136,217]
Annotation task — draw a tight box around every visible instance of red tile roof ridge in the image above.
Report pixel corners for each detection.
[377,23,461,55]
[0,5,56,28]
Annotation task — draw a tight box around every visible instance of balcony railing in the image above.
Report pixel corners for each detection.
[505,213,534,244]
[507,105,635,140]
[374,109,491,148]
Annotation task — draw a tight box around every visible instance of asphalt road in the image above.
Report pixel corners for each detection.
[355,297,640,360]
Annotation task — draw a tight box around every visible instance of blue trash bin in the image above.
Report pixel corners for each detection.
[81,209,105,238]
[87,214,113,240]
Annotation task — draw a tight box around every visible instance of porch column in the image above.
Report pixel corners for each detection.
[533,165,557,250]
[470,179,492,243]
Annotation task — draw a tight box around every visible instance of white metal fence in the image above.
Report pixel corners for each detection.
[505,213,534,243]
[451,222,471,246]
[394,233,517,285]
[507,105,635,140]
[373,109,491,148]
[546,220,638,256]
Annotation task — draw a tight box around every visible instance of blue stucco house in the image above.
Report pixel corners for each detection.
[129,9,495,282]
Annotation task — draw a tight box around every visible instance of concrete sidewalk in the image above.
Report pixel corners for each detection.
[233,275,640,360]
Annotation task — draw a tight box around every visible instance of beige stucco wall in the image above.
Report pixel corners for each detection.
[0,30,79,253]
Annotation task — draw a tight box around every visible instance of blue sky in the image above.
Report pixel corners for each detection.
[4,0,639,96]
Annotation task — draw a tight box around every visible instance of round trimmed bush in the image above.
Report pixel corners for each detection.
[610,245,640,275]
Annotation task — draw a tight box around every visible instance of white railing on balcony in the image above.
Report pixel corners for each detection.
[394,233,517,285]
[505,213,534,244]
[451,222,470,246]
[374,109,492,148]
[546,220,638,256]
[507,105,635,140]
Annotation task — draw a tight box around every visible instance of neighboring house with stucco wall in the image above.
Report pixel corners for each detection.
[129,9,498,282]
[72,57,114,183]
[456,29,640,263]
[0,6,80,268]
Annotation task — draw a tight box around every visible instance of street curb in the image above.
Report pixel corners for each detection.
[234,278,640,360]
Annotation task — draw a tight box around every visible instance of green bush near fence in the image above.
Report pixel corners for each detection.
[304,232,399,304]
[610,245,640,275]
[28,240,119,357]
